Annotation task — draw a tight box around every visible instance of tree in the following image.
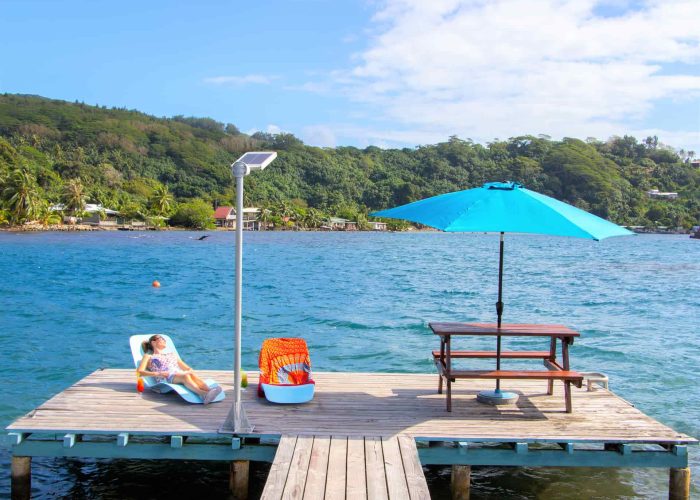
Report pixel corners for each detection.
[149,184,174,216]
[257,207,272,230]
[3,169,42,224]
[63,178,86,215]
[35,201,62,225]
[169,199,214,229]
[303,208,324,229]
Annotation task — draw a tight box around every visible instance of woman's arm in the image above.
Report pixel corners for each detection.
[177,358,193,372]
[137,354,168,378]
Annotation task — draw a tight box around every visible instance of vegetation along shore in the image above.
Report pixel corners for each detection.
[1,94,698,232]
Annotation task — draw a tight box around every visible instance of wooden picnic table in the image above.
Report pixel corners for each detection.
[429,322,584,413]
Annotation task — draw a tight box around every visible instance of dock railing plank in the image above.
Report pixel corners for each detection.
[398,435,431,500]
[261,435,297,500]
[382,436,411,499]
[365,436,389,499]
[302,436,331,500]
[325,436,347,499]
[346,436,368,499]
[282,435,314,500]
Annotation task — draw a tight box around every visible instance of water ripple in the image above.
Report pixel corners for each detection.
[0,231,698,498]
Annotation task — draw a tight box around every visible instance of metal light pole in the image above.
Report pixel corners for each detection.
[222,152,277,434]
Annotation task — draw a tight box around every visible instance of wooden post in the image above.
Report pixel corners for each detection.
[451,465,471,500]
[11,456,31,500]
[229,460,249,500]
[669,467,690,500]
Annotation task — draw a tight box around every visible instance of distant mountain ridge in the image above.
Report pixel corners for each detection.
[0,93,697,229]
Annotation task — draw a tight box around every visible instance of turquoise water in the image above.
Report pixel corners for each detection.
[0,231,698,498]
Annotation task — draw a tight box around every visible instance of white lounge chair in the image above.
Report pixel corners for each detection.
[129,334,225,404]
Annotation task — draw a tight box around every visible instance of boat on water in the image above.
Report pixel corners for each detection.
[690,226,700,239]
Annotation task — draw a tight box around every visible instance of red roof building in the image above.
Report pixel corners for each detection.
[214,206,235,227]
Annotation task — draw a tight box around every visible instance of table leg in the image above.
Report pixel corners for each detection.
[563,339,572,412]
[547,338,556,395]
[438,337,445,394]
[562,339,571,370]
[446,335,452,412]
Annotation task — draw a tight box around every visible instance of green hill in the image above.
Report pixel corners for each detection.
[0,94,697,229]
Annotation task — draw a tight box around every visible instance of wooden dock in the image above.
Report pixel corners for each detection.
[4,369,697,499]
[260,435,430,499]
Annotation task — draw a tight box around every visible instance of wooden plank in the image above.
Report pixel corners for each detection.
[302,436,331,500]
[261,435,297,500]
[397,435,430,500]
[429,322,579,337]
[432,350,550,359]
[282,435,313,500]
[346,437,367,499]
[324,436,347,499]
[365,437,388,500]
[449,370,583,380]
[382,436,410,500]
[6,370,696,447]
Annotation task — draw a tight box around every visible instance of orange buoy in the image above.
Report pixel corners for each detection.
[152,280,161,288]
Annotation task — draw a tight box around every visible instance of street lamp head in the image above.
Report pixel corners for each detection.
[232,151,277,177]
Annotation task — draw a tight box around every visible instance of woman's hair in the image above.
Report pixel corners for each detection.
[141,334,162,354]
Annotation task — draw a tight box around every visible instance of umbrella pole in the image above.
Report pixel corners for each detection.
[476,232,518,405]
[496,232,504,391]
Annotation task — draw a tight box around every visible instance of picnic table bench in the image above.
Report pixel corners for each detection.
[430,323,584,413]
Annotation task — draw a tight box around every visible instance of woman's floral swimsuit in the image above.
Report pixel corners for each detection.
[148,352,182,383]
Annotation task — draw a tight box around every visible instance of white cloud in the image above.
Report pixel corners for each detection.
[325,0,700,149]
[203,75,277,86]
[301,125,337,147]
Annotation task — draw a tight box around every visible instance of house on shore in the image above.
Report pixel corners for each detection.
[367,221,387,231]
[329,217,358,231]
[646,189,678,199]
[50,203,120,227]
[214,206,235,228]
[214,206,261,230]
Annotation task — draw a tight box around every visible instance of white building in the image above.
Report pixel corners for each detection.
[646,189,678,199]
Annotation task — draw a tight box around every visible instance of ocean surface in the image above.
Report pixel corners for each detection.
[0,230,698,499]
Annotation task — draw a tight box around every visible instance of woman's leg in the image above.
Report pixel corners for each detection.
[187,372,211,392]
[172,373,208,397]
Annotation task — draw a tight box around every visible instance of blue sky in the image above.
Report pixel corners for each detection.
[2,0,699,153]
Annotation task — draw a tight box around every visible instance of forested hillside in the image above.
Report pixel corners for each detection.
[0,94,698,229]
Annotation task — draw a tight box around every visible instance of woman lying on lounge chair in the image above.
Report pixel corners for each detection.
[137,334,222,405]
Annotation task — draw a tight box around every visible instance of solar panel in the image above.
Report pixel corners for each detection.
[235,152,277,169]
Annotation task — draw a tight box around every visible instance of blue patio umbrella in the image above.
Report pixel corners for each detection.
[371,181,633,404]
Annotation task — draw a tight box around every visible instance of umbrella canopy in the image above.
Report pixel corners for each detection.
[372,181,633,240]
[371,181,633,404]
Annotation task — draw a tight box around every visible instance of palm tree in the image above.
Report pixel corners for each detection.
[149,184,174,216]
[275,201,296,229]
[257,207,272,230]
[35,201,62,226]
[276,201,294,221]
[304,208,323,229]
[63,178,86,216]
[3,169,42,224]
[0,208,10,226]
[356,213,369,231]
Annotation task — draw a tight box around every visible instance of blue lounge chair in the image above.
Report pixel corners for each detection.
[129,334,225,404]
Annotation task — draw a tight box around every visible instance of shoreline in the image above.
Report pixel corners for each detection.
[0,225,690,235]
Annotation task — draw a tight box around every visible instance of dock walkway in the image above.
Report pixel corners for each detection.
[4,369,697,499]
[261,435,430,500]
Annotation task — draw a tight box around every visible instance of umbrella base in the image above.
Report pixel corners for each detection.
[476,389,519,405]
